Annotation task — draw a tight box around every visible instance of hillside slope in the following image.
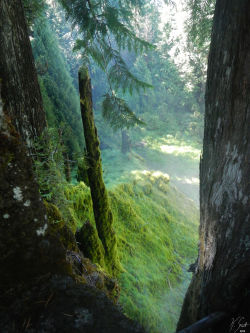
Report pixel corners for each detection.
[67,172,199,332]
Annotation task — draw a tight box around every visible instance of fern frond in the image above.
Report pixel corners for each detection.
[108,50,152,94]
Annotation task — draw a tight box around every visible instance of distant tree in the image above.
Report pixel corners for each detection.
[46,0,82,88]
[185,0,215,54]
[184,0,216,114]
[32,15,85,156]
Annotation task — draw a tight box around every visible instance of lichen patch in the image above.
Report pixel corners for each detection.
[24,200,31,207]
[36,223,48,236]
[13,187,23,201]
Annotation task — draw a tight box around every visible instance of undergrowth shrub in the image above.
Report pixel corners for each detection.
[33,128,77,229]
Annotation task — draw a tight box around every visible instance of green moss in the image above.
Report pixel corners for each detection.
[77,157,89,186]
[44,201,77,252]
[44,200,64,224]
[65,182,94,223]
[142,183,152,195]
[76,221,105,267]
[65,183,120,274]
[110,173,198,332]
[43,201,121,303]
[67,171,198,332]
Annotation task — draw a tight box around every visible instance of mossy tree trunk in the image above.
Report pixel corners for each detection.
[78,67,118,274]
[177,0,250,330]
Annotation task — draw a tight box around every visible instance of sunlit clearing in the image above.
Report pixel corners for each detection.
[131,169,170,181]
[160,144,200,159]
[175,176,199,185]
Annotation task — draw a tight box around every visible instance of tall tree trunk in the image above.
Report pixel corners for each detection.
[121,129,130,154]
[78,67,118,274]
[177,0,250,330]
[0,0,69,291]
[0,0,46,149]
[0,82,68,288]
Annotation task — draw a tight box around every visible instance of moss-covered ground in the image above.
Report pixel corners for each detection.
[66,169,198,332]
[111,175,199,332]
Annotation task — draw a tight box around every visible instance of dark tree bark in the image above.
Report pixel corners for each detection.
[0,0,66,288]
[177,0,250,331]
[0,0,46,149]
[78,67,118,274]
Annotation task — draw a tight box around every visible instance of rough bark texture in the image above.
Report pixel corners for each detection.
[177,0,250,331]
[0,0,46,148]
[78,67,118,274]
[0,2,68,293]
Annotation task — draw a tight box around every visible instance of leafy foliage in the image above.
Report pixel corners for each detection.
[102,93,144,130]
[33,128,68,208]
[185,0,215,54]
[22,0,46,26]
[183,0,216,111]
[59,0,153,129]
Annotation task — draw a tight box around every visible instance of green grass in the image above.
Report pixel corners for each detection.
[66,171,199,332]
